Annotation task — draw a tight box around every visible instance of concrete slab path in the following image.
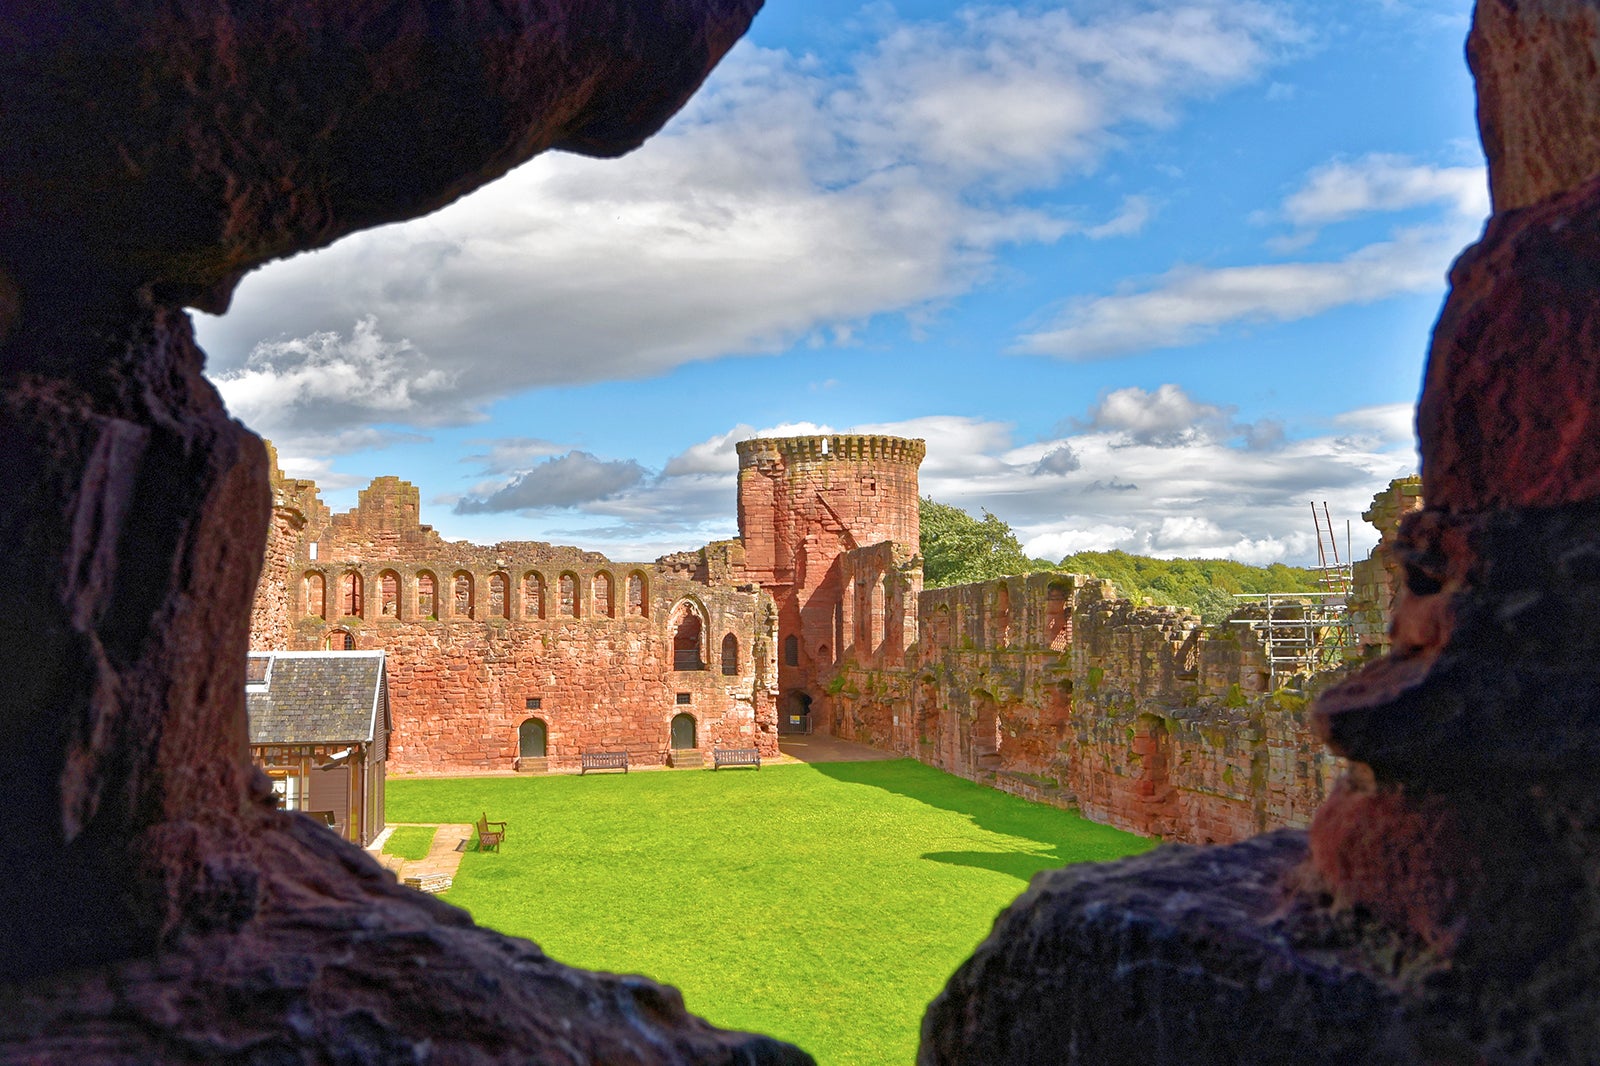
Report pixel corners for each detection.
[371,822,473,892]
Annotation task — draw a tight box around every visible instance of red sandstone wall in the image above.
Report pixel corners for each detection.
[734,434,925,715]
[250,471,780,772]
[823,568,1350,845]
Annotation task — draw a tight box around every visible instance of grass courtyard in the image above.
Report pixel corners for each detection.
[387,760,1154,1065]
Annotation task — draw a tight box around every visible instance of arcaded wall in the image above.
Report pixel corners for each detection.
[252,471,780,771]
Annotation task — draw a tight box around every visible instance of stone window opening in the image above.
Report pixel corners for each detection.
[326,628,356,652]
[341,570,363,618]
[522,572,545,619]
[488,572,508,619]
[627,572,647,618]
[994,584,1011,649]
[525,697,542,711]
[417,570,437,620]
[453,571,474,619]
[518,718,547,760]
[816,642,829,665]
[379,570,400,617]
[303,571,326,619]
[675,692,692,706]
[672,608,704,671]
[721,633,739,675]
[594,571,614,618]
[784,634,799,667]
[559,572,578,617]
[1046,583,1071,651]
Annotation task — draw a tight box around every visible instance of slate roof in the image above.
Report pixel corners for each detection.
[247,651,387,746]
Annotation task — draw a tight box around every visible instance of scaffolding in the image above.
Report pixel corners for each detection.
[1230,592,1353,688]
[1229,502,1356,689]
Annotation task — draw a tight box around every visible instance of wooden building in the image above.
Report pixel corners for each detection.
[247,651,391,846]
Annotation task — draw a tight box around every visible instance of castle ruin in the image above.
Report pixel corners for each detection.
[253,433,1412,849]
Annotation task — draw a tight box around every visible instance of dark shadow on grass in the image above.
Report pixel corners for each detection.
[810,759,1156,875]
[920,849,1062,883]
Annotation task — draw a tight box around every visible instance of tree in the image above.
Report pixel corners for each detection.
[919,498,1047,588]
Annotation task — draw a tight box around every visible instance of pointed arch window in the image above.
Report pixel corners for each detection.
[672,607,704,671]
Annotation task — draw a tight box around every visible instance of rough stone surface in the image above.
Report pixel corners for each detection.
[1470,0,1600,212]
[921,832,1416,1066]
[1,1,816,1062]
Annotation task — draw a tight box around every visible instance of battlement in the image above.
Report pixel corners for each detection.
[736,434,926,468]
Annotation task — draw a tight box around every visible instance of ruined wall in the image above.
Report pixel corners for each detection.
[253,472,780,772]
[823,568,1344,845]
[1349,475,1423,657]
[820,475,1428,848]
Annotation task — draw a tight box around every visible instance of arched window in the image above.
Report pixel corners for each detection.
[672,606,704,671]
[523,572,545,619]
[341,570,363,618]
[379,570,400,617]
[721,633,739,676]
[784,634,799,667]
[303,572,326,619]
[326,628,355,651]
[518,718,547,759]
[488,572,509,619]
[594,572,614,618]
[995,584,1011,648]
[559,573,578,617]
[453,571,474,618]
[417,571,437,620]
[670,712,697,750]
[627,572,647,618]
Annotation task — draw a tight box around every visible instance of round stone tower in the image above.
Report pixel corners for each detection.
[735,434,925,726]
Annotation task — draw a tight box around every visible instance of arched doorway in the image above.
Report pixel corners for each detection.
[670,712,697,750]
[518,718,547,759]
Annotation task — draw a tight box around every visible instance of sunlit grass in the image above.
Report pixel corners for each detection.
[381,824,437,860]
[388,760,1153,1065]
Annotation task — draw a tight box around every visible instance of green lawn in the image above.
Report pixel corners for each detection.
[388,760,1153,1065]
[381,824,436,860]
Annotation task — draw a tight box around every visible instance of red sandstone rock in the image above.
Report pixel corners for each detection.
[1471,0,1600,213]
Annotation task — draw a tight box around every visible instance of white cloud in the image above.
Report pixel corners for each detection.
[1016,224,1463,359]
[1016,151,1487,362]
[199,3,1300,442]
[213,316,465,435]
[1282,153,1487,228]
[1085,383,1233,445]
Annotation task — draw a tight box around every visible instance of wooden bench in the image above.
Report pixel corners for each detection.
[580,750,629,774]
[713,747,761,770]
[476,813,506,851]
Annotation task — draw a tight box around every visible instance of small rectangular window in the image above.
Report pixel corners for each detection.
[525,697,542,710]
[675,693,691,705]
[308,541,318,560]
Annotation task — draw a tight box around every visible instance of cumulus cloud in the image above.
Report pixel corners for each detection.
[198,3,1299,439]
[454,451,648,513]
[213,315,468,441]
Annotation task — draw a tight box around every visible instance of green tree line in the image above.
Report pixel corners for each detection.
[919,497,1323,624]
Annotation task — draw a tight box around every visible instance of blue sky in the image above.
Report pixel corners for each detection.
[197,0,1483,565]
